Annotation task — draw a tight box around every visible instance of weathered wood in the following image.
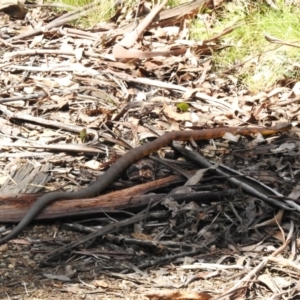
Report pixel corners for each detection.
[0,0,27,19]
[0,172,189,222]
[0,162,51,194]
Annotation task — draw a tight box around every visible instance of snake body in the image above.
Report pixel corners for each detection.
[0,126,290,244]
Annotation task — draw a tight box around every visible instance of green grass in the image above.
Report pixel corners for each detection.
[52,0,115,27]
[52,0,188,28]
[190,1,300,92]
[47,0,300,93]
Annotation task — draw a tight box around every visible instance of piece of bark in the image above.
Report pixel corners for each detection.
[0,0,27,18]
[0,163,52,194]
[0,172,192,222]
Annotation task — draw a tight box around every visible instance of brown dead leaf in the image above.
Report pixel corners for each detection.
[145,290,212,300]
[163,102,191,122]
[92,279,109,288]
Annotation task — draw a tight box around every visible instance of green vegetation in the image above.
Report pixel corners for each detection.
[59,0,91,7]
[50,0,300,92]
[53,0,187,28]
[165,0,187,7]
[54,0,115,26]
[190,1,300,92]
